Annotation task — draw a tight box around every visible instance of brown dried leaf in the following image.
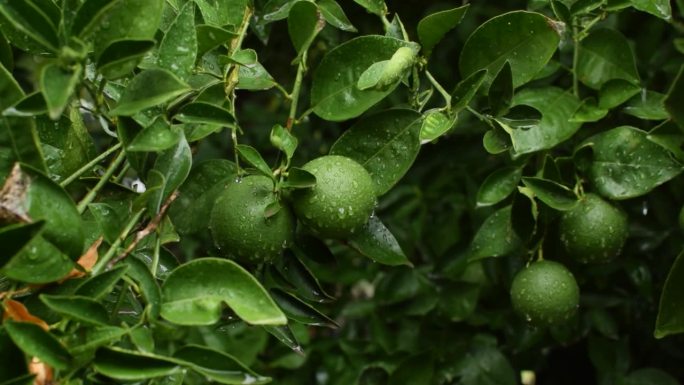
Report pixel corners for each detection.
[2,299,50,331]
[29,357,53,385]
[63,237,103,280]
[0,163,32,223]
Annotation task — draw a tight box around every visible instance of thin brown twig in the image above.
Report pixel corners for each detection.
[106,191,179,270]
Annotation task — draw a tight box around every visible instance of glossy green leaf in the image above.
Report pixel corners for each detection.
[71,0,122,37]
[420,109,456,142]
[223,48,257,66]
[417,5,468,56]
[40,295,110,326]
[40,63,82,120]
[237,61,276,90]
[75,265,129,299]
[623,91,669,120]
[288,1,321,54]
[630,0,671,19]
[489,61,513,116]
[468,205,521,261]
[36,107,96,182]
[263,324,303,353]
[506,87,581,155]
[318,0,356,32]
[97,39,155,80]
[85,0,164,56]
[147,134,192,213]
[0,221,44,268]
[276,250,334,303]
[125,256,162,318]
[174,102,235,126]
[282,167,316,189]
[168,159,237,235]
[310,36,418,121]
[331,109,422,195]
[0,0,59,53]
[270,124,298,161]
[521,176,578,210]
[347,215,412,266]
[110,69,191,116]
[4,320,71,370]
[195,0,248,26]
[4,92,45,117]
[2,236,74,283]
[236,144,274,180]
[128,117,182,152]
[452,69,487,111]
[599,79,641,110]
[160,257,287,325]
[158,1,197,80]
[196,24,237,58]
[655,250,684,338]
[665,65,684,130]
[459,11,561,89]
[583,126,684,199]
[570,98,608,123]
[93,348,181,380]
[173,345,271,385]
[88,203,124,244]
[483,128,512,154]
[270,289,338,328]
[476,167,522,207]
[576,28,640,89]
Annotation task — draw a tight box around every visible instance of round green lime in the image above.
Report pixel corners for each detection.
[510,260,580,326]
[559,193,628,264]
[292,155,376,239]
[209,175,295,263]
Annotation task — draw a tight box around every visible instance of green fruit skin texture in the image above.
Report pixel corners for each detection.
[510,260,580,326]
[292,155,376,239]
[559,193,628,264]
[210,175,295,263]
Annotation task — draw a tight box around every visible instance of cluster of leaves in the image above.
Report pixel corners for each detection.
[1,0,684,384]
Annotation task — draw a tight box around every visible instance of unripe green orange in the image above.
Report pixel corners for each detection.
[209,175,295,263]
[291,155,376,239]
[559,193,628,264]
[510,260,580,326]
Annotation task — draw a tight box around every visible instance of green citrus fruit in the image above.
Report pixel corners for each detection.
[209,175,295,263]
[510,260,580,326]
[292,155,376,239]
[559,193,628,264]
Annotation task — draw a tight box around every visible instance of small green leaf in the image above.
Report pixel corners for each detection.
[147,133,192,214]
[353,0,386,16]
[489,61,513,116]
[452,69,487,111]
[482,128,511,154]
[420,109,456,143]
[630,0,671,20]
[128,117,182,152]
[125,256,162,318]
[195,0,248,26]
[40,294,111,326]
[174,102,235,126]
[287,1,321,54]
[521,176,578,210]
[331,109,422,195]
[459,11,561,89]
[347,215,412,266]
[94,348,181,380]
[665,65,684,130]
[570,98,608,123]
[623,90,669,120]
[236,144,274,180]
[270,289,339,328]
[196,24,237,58]
[4,320,72,370]
[576,28,640,89]
[276,250,334,303]
[75,265,129,299]
[417,5,469,56]
[468,205,521,261]
[282,167,316,189]
[160,258,287,325]
[318,0,356,32]
[97,39,155,80]
[582,126,684,199]
[40,63,82,120]
[71,0,122,37]
[223,48,257,66]
[2,236,75,284]
[270,124,298,161]
[110,69,190,116]
[173,345,271,385]
[476,167,522,207]
[310,35,418,121]
[599,79,641,110]
[0,0,59,53]
[158,1,197,80]
[237,61,276,90]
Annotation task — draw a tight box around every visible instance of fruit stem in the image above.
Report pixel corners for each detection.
[76,149,127,214]
[287,50,307,131]
[60,142,122,187]
[91,208,145,275]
